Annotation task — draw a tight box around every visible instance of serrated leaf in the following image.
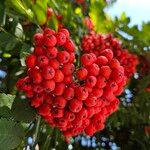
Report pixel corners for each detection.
[0,106,12,119]
[0,93,15,108]
[11,98,36,123]
[0,118,24,150]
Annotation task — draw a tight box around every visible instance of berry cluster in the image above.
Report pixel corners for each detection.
[82,32,139,79]
[16,28,127,139]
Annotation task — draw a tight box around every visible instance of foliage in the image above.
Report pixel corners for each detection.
[0,0,150,149]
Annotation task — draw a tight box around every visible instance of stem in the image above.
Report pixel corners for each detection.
[33,116,41,148]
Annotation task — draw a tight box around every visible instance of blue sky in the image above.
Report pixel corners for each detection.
[106,0,150,26]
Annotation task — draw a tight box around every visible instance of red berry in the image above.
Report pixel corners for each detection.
[59,28,70,39]
[42,80,55,93]
[52,108,64,118]
[25,55,37,68]
[81,54,94,66]
[86,76,97,87]
[62,63,75,75]
[100,66,112,79]
[37,56,49,67]
[63,87,74,100]
[69,99,83,113]
[100,49,113,60]
[53,96,67,109]
[44,34,57,47]
[109,58,120,69]
[96,76,106,88]
[68,52,75,63]
[34,47,45,56]
[53,82,65,96]
[87,63,100,76]
[76,108,88,120]
[38,104,51,117]
[49,59,59,69]
[33,33,43,47]
[64,39,75,52]
[64,111,75,121]
[96,56,108,66]
[33,84,43,93]
[46,47,58,59]
[84,95,97,107]
[76,68,88,80]
[42,66,55,80]
[44,27,55,36]
[53,70,64,82]
[47,8,53,18]
[64,75,73,84]
[57,51,70,64]
[91,88,103,98]
[75,87,89,100]
[56,32,66,45]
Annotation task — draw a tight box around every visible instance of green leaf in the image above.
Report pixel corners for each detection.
[0,31,19,51]
[0,3,6,26]
[0,106,12,119]
[0,93,15,108]
[0,118,24,150]
[11,98,36,123]
[47,15,58,31]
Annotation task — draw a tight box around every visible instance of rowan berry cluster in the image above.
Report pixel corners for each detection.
[16,28,127,138]
[82,32,139,79]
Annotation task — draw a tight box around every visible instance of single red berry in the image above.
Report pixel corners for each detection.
[26,90,34,98]
[64,75,73,84]
[42,80,55,93]
[64,39,75,52]
[100,66,112,79]
[52,108,64,118]
[87,63,100,76]
[76,68,88,80]
[85,124,96,136]
[44,27,55,36]
[31,93,45,108]
[38,104,51,117]
[53,70,64,82]
[90,53,97,62]
[42,66,55,80]
[56,32,66,45]
[62,63,75,75]
[34,47,45,56]
[44,34,57,47]
[106,80,118,92]
[57,51,70,64]
[69,99,83,113]
[47,8,53,18]
[37,56,49,67]
[86,76,97,87]
[46,47,58,59]
[91,88,103,98]
[75,86,89,100]
[49,59,59,69]
[84,95,97,107]
[109,58,120,69]
[30,68,42,84]
[100,49,113,60]
[87,107,95,118]
[81,54,94,66]
[64,111,75,121]
[76,108,88,120]
[53,82,65,96]
[59,28,70,39]
[68,52,75,63]
[33,84,43,93]
[63,87,74,100]
[25,55,37,68]
[96,76,106,88]
[96,56,108,66]
[53,96,67,109]
[33,33,43,47]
